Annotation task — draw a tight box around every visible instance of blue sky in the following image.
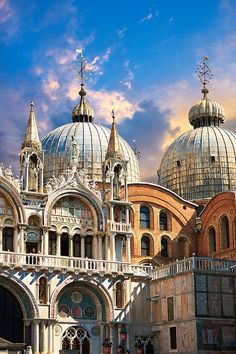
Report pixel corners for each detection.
[1,0,236,181]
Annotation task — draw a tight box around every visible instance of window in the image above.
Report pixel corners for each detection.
[85,236,93,258]
[115,282,124,308]
[140,206,150,228]
[3,227,14,251]
[170,327,177,350]
[161,237,168,257]
[73,235,81,257]
[160,210,168,230]
[208,227,216,253]
[141,236,150,256]
[61,233,69,256]
[177,160,181,167]
[167,297,174,321]
[49,231,56,255]
[221,216,230,250]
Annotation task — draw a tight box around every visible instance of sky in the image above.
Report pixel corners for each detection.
[1,0,236,182]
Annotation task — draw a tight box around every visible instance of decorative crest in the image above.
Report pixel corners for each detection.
[72,49,93,84]
[196,56,213,96]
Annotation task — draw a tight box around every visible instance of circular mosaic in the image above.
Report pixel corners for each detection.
[71,291,82,304]
[84,305,95,318]
[58,304,70,318]
[71,305,82,318]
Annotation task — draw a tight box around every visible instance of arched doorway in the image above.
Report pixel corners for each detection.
[61,326,90,354]
[0,285,24,342]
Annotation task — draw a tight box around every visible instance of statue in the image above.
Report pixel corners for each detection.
[71,135,79,165]
[28,161,38,191]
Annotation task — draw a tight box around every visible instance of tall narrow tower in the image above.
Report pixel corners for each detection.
[102,111,132,262]
[20,101,44,193]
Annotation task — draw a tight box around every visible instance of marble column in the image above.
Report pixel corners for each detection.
[24,162,29,192]
[43,228,49,256]
[13,228,18,252]
[81,236,85,258]
[126,235,131,263]
[110,233,116,261]
[56,233,61,256]
[39,166,44,194]
[98,234,103,259]
[69,234,73,257]
[47,322,53,354]
[19,225,26,253]
[33,321,39,354]
[92,234,98,259]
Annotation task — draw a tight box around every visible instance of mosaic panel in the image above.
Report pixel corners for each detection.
[196,293,207,315]
[208,276,220,292]
[208,293,221,317]
[196,275,206,292]
[222,294,234,317]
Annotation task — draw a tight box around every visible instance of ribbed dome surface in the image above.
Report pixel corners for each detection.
[189,97,225,128]
[42,122,140,183]
[158,126,236,201]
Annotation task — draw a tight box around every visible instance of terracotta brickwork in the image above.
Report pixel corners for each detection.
[128,183,197,265]
[198,192,236,259]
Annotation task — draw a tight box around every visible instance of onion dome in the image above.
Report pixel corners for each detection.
[188,86,225,128]
[72,84,94,122]
[42,86,140,183]
[158,58,236,201]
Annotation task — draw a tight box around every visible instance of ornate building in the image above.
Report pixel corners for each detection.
[1,58,236,354]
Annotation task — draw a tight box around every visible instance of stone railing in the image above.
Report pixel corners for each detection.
[0,251,151,278]
[152,256,236,280]
[107,220,132,233]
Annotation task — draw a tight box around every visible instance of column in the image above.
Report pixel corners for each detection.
[19,225,26,253]
[69,235,73,257]
[125,205,130,224]
[110,323,117,354]
[39,166,44,194]
[109,172,114,201]
[56,233,61,256]
[43,228,49,256]
[124,176,128,202]
[92,235,98,259]
[24,162,29,192]
[39,321,46,354]
[110,233,116,261]
[33,321,40,354]
[47,322,53,354]
[0,225,3,252]
[126,235,131,263]
[81,236,85,258]
[98,234,103,259]
[13,228,18,252]
[110,205,114,222]
[105,234,110,260]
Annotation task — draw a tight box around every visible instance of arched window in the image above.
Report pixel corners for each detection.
[61,232,69,256]
[140,206,150,228]
[178,237,189,259]
[49,231,57,255]
[221,216,230,250]
[3,227,14,251]
[141,235,150,256]
[208,227,216,253]
[161,237,168,257]
[85,236,93,258]
[115,282,124,308]
[73,234,81,257]
[38,277,47,304]
[159,210,168,231]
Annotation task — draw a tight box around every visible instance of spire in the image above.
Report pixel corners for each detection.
[105,110,123,160]
[22,100,41,150]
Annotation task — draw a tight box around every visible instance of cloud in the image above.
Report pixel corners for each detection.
[120,60,134,90]
[0,0,12,24]
[140,9,159,23]
[42,72,60,101]
[119,100,178,182]
[0,0,18,40]
[117,28,127,39]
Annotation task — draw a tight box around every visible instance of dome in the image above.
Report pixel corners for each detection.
[188,87,225,128]
[158,126,236,201]
[42,122,140,183]
[158,60,236,201]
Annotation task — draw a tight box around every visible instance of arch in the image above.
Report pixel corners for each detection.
[0,273,38,318]
[177,236,189,259]
[161,236,170,257]
[0,178,26,224]
[140,205,152,229]
[44,189,104,232]
[221,215,230,250]
[115,282,124,309]
[28,214,42,227]
[208,226,216,254]
[61,326,91,353]
[159,209,168,231]
[141,235,150,256]
[50,278,113,321]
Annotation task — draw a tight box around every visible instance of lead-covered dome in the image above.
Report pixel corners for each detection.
[158,64,236,201]
[42,85,140,183]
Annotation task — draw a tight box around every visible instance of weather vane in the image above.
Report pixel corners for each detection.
[132,139,141,160]
[72,48,93,84]
[196,56,213,89]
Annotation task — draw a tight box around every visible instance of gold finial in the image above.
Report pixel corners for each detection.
[30,99,34,110]
[72,48,93,87]
[196,56,213,97]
